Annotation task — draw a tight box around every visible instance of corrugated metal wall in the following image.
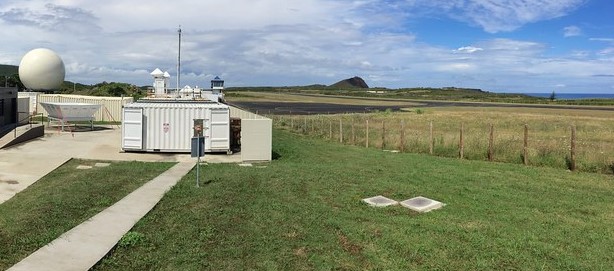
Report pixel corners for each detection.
[36,94,133,121]
[143,105,209,151]
[122,102,230,153]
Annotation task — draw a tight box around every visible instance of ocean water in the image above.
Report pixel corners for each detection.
[524,93,614,100]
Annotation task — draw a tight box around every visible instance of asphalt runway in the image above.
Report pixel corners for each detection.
[229,97,614,115]
[228,101,404,115]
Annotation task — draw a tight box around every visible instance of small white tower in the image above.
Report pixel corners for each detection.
[163,71,171,93]
[211,76,224,91]
[207,76,225,102]
[150,68,166,95]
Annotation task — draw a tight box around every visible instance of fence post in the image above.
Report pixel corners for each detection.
[291,117,294,130]
[523,124,529,165]
[321,117,325,136]
[351,118,355,145]
[429,121,434,155]
[459,123,464,159]
[400,120,405,152]
[329,119,332,139]
[570,125,577,171]
[312,118,316,133]
[304,116,307,134]
[488,123,494,161]
[339,118,343,143]
[381,120,386,150]
[366,119,369,148]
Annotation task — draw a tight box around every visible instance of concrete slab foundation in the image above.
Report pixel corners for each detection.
[362,195,398,207]
[400,196,444,213]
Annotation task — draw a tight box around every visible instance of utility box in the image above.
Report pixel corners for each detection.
[191,136,205,157]
[121,101,231,153]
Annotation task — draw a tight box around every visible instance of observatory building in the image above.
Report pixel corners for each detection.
[121,71,271,161]
[147,68,225,102]
[151,68,171,97]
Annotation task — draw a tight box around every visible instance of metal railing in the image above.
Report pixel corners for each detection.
[13,112,44,138]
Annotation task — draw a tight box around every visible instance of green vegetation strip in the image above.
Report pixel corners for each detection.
[0,159,174,270]
[95,130,614,270]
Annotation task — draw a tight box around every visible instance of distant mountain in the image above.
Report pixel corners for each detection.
[0,64,18,76]
[330,76,369,89]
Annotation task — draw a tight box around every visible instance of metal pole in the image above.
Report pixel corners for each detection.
[570,125,576,171]
[177,25,182,95]
[196,138,200,188]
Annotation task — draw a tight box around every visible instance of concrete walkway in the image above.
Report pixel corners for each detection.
[0,126,240,204]
[8,162,195,271]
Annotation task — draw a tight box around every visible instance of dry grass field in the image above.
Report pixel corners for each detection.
[273,106,614,174]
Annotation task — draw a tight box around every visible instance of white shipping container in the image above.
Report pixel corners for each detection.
[121,101,230,153]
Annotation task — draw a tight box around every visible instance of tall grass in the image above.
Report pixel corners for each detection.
[272,107,614,174]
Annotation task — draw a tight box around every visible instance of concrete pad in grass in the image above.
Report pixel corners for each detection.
[362,195,398,207]
[400,196,444,213]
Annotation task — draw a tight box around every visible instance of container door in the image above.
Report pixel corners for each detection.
[208,108,230,150]
[122,107,143,150]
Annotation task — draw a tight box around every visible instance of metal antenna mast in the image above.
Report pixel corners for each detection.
[177,25,182,94]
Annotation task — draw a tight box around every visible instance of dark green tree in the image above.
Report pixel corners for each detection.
[109,85,127,96]
[7,74,25,91]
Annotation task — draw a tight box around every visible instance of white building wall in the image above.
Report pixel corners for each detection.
[18,92,38,114]
[17,97,30,124]
[228,105,272,161]
[241,119,272,161]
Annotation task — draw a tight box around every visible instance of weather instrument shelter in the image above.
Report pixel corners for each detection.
[40,102,101,131]
[121,101,231,153]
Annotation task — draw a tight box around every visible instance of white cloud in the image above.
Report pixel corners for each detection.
[0,0,612,93]
[563,25,582,37]
[407,0,586,33]
[437,63,476,72]
[456,46,483,53]
[598,48,614,55]
[590,38,614,43]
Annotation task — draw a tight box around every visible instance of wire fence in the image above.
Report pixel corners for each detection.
[268,113,614,174]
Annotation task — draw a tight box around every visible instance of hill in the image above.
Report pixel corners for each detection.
[329,76,369,89]
[0,64,18,76]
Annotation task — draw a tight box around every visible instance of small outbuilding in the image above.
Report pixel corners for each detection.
[122,100,231,153]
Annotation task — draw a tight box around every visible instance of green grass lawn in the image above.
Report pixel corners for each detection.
[0,159,174,270]
[93,129,614,270]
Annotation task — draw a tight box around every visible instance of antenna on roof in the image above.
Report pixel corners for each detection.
[177,25,182,96]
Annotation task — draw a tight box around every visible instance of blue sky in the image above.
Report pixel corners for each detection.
[0,0,613,93]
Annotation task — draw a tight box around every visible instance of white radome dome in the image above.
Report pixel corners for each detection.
[19,48,66,91]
